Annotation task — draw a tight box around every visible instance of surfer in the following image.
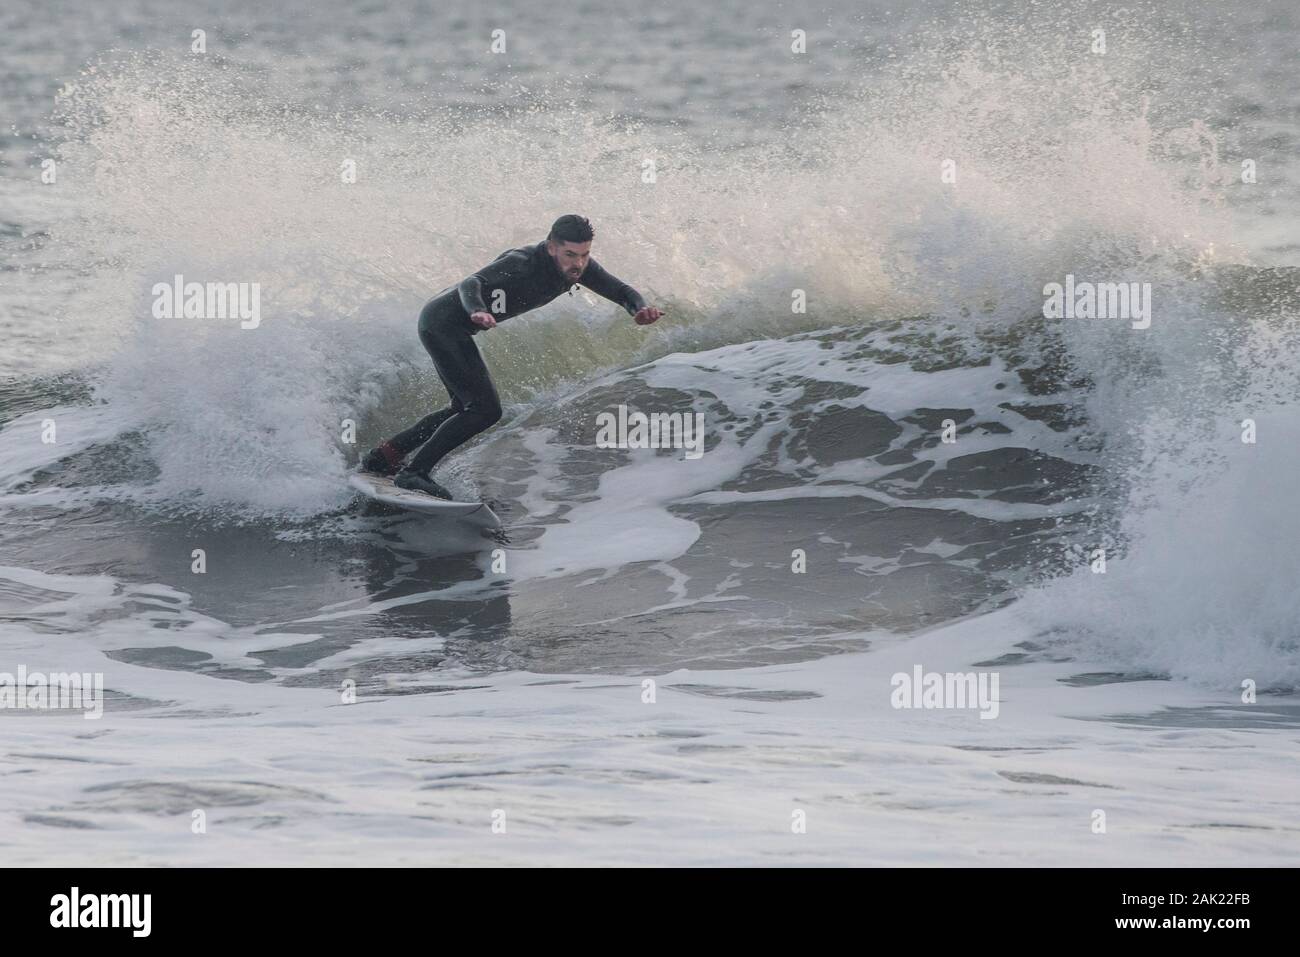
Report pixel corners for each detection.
[362,215,663,499]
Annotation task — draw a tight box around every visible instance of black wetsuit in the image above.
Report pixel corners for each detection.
[385,241,647,475]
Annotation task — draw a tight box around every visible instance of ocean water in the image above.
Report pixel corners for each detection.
[2,0,1299,864]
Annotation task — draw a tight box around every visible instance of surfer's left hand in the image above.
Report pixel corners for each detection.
[634,306,663,325]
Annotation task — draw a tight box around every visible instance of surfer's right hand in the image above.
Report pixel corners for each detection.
[470,311,497,329]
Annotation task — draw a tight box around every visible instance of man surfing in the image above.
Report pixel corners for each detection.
[362,215,663,499]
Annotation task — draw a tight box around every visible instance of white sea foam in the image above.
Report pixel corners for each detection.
[2,589,1296,866]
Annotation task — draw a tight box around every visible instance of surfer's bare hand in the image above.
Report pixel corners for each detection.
[470,311,497,329]
[633,306,663,325]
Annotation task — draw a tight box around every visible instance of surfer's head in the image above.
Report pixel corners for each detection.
[547,214,594,280]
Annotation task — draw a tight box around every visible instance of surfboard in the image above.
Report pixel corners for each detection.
[349,472,501,527]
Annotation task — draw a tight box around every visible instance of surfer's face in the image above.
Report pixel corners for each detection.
[549,239,591,280]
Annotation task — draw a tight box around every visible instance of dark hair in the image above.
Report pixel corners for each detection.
[548,214,594,244]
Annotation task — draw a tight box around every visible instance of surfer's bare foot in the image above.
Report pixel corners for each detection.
[362,441,403,476]
[394,469,453,500]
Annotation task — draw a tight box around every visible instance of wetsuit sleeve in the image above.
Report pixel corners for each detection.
[457,276,489,315]
[579,259,647,317]
[457,248,531,316]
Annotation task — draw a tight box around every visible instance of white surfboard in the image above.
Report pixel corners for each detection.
[349,472,501,527]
